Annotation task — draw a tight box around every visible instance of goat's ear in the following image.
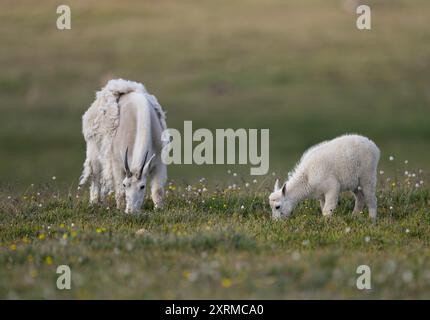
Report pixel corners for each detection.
[140,153,156,179]
[274,179,280,191]
[281,183,287,197]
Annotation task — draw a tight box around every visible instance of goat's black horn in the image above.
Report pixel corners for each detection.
[138,151,149,179]
[124,147,132,177]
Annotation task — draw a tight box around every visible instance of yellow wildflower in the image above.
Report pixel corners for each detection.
[221,278,232,288]
[45,256,53,265]
[30,269,38,278]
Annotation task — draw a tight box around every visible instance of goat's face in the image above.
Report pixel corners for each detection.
[123,148,155,214]
[269,179,292,220]
[123,175,148,214]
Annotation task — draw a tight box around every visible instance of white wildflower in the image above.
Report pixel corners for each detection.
[402,271,413,283]
[291,251,301,261]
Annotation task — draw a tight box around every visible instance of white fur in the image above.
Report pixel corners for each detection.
[269,134,380,220]
[80,79,168,213]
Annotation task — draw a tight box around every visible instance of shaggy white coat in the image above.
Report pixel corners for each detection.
[79,79,167,212]
[269,134,380,219]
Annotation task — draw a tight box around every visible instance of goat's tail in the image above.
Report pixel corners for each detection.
[101,78,147,101]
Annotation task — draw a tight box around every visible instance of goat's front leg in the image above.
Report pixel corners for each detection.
[115,189,125,210]
[322,185,339,217]
[150,163,167,209]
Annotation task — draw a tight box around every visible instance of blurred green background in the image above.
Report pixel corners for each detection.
[1,0,429,189]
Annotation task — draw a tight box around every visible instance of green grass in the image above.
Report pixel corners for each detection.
[1,174,429,299]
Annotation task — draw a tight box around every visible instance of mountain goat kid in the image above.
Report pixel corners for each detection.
[269,134,380,220]
[79,79,167,213]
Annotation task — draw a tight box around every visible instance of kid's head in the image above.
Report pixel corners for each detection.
[269,179,293,219]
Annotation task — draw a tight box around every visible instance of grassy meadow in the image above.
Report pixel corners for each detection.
[0,0,430,299]
[1,176,430,299]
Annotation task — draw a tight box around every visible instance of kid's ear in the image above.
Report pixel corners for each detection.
[281,183,286,196]
[274,179,280,191]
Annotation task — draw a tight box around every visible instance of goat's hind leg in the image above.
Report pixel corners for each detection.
[352,189,365,215]
[89,177,101,204]
[361,174,378,220]
[363,187,377,220]
[112,165,125,210]
[319,198,325,213]
[79,157,91,187]
[81,142,102,204]
[89,157,103,205]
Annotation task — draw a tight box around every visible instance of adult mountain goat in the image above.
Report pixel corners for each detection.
[79,79,168,213]
[269,134,380,220]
